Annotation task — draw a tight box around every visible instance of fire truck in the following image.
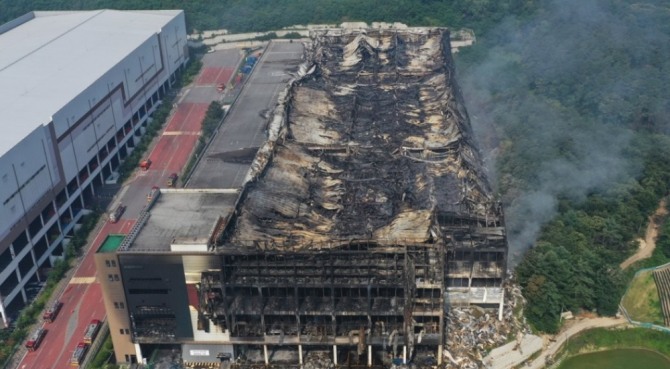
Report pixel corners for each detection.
[83,319,101,344]
[109,204,126,223]
[139,159,152,170]
[166,172,178,187]
[43,301,62,322]
[147,186,160,203]
[25,327,46,351]
[70,342,89,367]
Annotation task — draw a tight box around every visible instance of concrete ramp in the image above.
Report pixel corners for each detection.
[483,334,543,369]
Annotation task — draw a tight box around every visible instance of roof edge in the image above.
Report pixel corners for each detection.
[0,11,35,36]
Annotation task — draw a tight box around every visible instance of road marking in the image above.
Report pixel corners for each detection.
[177,88,190,104]
[163,131,201,136]
[69,277,96,284]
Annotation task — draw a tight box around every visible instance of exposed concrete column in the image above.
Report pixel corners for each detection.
[88,179,96,196]
[437,345,443,365]
[333,345,337,365]
[498,289,505,321]
[299,344,303,366]
[134,343,144,364]
[0,298,7,327]
[99,162,106,183]
[368,345,372,367]
[16,269,27,303]
[403,346,407,364]
[263,345,269,365]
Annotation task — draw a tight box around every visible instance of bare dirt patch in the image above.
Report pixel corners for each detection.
[620,198,668,270]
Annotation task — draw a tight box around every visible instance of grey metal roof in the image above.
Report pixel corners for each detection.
[128,190,237,252]
[0,9,182,156]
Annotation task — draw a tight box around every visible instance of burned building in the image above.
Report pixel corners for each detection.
[99,27,507,367]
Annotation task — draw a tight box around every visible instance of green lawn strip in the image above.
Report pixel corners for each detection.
[89,334,114,369]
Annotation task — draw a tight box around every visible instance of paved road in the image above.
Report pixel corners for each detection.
[187,41,304,189]
[19,220,132,369]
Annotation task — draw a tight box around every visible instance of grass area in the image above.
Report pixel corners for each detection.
[89,334,118,369]
[181,101,225,183]
[558,348,670,369]
[562,327,670,357]
[621,270,664,325]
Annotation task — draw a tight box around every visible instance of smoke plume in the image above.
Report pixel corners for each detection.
[457,0,669,267]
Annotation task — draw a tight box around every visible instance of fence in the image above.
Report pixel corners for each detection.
[620,261,670,333]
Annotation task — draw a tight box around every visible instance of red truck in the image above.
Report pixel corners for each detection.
[43,301,62,322]
[83,319,101,344]
[139,159,152,170]
[25,327,46,351]
[147,186,160,203]
[70,342,89,367]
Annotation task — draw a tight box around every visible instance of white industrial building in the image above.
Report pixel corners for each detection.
[0,9,188,325]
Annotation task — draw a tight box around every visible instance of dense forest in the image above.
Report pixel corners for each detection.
[0,0,536,35]
[457,0,670,332]
[2,0,670,333]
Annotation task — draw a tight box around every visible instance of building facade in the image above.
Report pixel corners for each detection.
[0,9,188,325]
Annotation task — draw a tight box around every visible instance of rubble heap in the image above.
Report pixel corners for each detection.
[445,285,529,369]
[303,352,336,369]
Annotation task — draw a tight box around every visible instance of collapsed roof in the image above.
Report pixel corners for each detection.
[221,28,499,249]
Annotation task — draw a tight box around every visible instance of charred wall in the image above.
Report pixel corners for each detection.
[119,254,193,343]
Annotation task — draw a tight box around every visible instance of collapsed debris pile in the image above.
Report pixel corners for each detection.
[444,285,529,369]
[303,352,335,369]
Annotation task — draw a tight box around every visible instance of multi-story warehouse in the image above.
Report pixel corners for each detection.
[98,27,506,366]
[0,9,188,326]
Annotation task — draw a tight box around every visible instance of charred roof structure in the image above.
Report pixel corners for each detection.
[207,27,507,365]
[224,28,497,247]
[102,28,508,367]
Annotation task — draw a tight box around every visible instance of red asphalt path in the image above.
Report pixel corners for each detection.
[149,102,208,174]
[19,220,134,369]
[18,60,221,369]
[196,67,234,86]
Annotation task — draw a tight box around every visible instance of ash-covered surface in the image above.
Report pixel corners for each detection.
[221,28,499,248]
